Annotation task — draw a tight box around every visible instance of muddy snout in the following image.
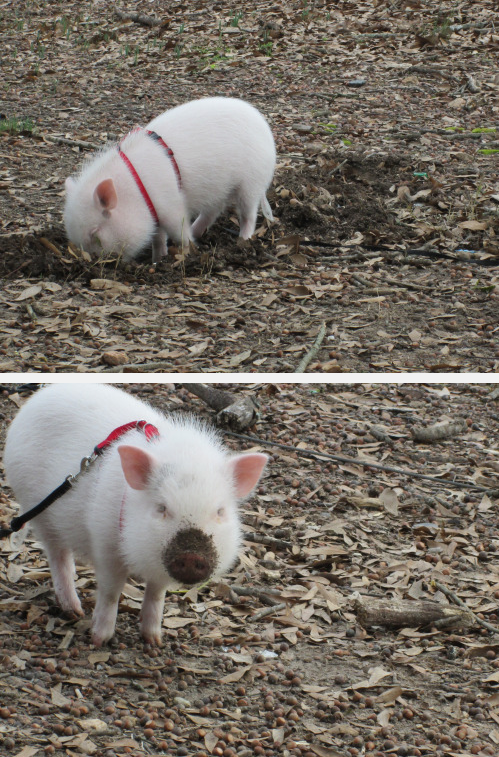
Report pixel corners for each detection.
[164,527,218,585]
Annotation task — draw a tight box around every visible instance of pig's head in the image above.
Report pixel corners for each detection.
[115,434,268,589]
[64,173,155,259]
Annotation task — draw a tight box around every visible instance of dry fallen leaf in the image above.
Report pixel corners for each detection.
[15,284,42,301]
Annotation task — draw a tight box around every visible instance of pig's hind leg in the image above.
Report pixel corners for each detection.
[236,190,260,240]
[238,203,258,240]
[140,582,167,646]
[191,209,221,238]
[44,544,84,617]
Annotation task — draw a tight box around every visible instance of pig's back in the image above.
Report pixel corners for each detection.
[146,97,275,192]
[4,384,164,509]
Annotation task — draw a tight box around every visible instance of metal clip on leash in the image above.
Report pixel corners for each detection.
[0,451,100,539]
[66,452,99,486]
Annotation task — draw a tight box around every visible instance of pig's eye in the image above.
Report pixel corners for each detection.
[157,503,172,517]
[217,507,226,518]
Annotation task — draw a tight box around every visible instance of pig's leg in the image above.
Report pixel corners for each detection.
[191,209,220,238]
[140,582,166,646]
[45,544,83,616]
[237,197,258,239]
[152,228,168,263]
[92,568,127,646]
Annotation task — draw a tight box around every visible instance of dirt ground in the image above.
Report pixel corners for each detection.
[0,0,498,372]
[1,382,499,757]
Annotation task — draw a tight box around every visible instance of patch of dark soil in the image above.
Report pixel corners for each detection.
[273,153,419,245]
[0,225,274,286]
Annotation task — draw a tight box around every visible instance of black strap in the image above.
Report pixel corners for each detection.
[0,478,72,538]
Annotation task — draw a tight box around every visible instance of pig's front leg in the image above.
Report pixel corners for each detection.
[152,228,168,264]
[140,582,166,646]
[91,568,127,646]
[45,545,84,617]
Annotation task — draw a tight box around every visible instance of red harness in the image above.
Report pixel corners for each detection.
[95,419,160,454]
[117,128,182,226]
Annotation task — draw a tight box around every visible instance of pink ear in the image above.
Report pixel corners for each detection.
[229,453,268,498]
[94,179,118,213]
[118,445,156,490]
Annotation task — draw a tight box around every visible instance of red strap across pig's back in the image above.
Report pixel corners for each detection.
[117,148,159,225]
[117,127,182,226]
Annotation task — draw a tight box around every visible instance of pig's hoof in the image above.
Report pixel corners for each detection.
[141,629,163,647]
[60,603,84,619]
[91,617,117,647]
[57,595,84,617]
[91,631,113,647]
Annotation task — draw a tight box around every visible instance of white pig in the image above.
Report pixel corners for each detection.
[64,97,276,263]
[3,384,267,646]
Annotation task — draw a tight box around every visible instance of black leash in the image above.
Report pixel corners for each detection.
[0,479,72,538]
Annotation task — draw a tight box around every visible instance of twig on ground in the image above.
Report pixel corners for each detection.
[351,274,370,287]
[412,420,467,443]
[251,603,287,622]
[384,276,434,292]
[40,134,103,150]
[353,595,474,630]
[243,533,293,551]
[114,10,161,27]
[99,362,175,373]
[330,159,349,175]
[433,580,499,636]
[222,431,497,494]
[181,383,259,431]
[181,383,235,412]
[295,322,327,373]
[230,585,283,606]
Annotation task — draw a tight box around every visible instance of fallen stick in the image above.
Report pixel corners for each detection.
[181,383,260,431]
[181,383,235,412]
[412,420,467,443]
[295,321,327,373]
[353,596,474,630]
[99,362,176,373]
[230,585,283,606]
[433,580,499,636]
[40,134,103,150]
[222,430,497,493]
[114,9,161,26]
[251,603,287,622]
[243,533,293,551]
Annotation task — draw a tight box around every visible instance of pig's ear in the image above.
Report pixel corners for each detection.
[118,445,157,490]
[94,179,118,214]
[65,177,76,195]
[228,453,268,498]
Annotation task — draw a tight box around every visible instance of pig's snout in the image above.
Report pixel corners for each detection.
[169,552,211,584]
[164,527,217,585]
